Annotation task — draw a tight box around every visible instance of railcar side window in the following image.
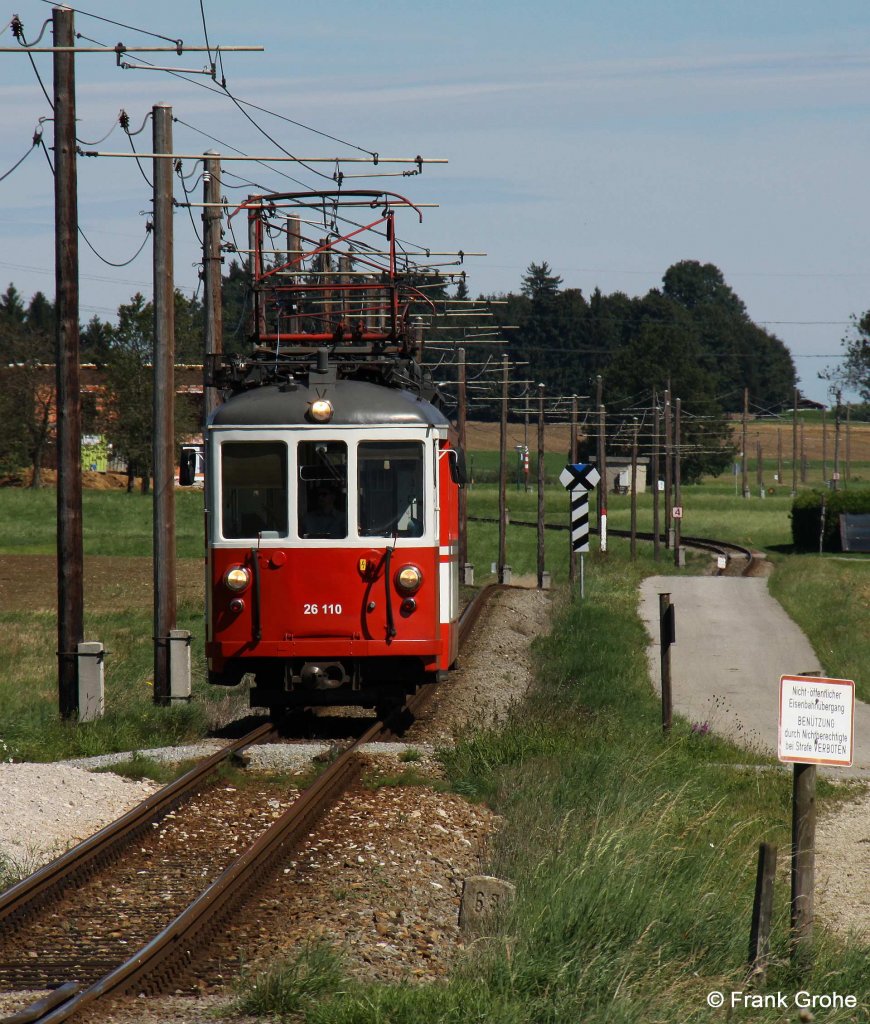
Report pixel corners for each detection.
[298,441,348,538]
[221,442,288,539]
[358,441,424,537]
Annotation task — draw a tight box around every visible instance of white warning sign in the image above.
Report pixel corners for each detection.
[778,675,855,767]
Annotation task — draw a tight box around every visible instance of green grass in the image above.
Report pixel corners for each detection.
[769,554,870,702]
[0,488,205,557]
[233,554,869,1022]
[2,479,867,1019]
[0,598,247,762]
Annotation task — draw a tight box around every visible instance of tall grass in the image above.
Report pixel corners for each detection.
[234,556,869,1022]
[769,555,870,702]
[0,599,218,761]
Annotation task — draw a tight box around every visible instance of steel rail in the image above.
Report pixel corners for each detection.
[466,515,754,573]
[22,717,387,1023]
[0,722,276,930]
[6,591,504,1023]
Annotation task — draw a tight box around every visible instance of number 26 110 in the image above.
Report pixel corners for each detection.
[303,603,343,615]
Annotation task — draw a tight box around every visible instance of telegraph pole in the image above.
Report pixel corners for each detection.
[652,393,661,560]
[821,406,827,484]
[497,354,508,584]
[630,417,638,560]
[792,387,798,496]
[832,388,842,492]
[54,6,83,719]
[202,151,223,422]
[756,436,764,496]
[458,348,468,572]
[152,103,176,706]
[569,395,578,578]
[673,398,682,567]
[664,390,672,545]
[537,384,546,588]
[595,375,603,527]
[846,404,852,483]
[742,387,749,498]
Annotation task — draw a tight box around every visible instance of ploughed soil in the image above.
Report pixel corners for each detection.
[0,555,203,614]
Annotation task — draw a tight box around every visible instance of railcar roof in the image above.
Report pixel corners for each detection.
[210,379,451,429]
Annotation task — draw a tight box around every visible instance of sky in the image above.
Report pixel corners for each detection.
[2,0,870,406]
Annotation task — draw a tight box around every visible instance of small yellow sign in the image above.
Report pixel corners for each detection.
[358,558,368,573]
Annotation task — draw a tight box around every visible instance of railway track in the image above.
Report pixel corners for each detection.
[468,515,757,575]
[0,585,498,1024]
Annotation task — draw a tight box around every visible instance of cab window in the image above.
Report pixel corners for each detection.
[221,441,288,539]
[358,441,424,537]
[298,441,348,538]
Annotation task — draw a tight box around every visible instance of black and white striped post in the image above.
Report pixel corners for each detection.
[560,463,601,598]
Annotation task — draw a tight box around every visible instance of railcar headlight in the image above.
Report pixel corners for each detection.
[224,566,251,592]
[308,398,334,423]
[395,564,423,594]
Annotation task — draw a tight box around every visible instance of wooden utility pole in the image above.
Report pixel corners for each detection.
[659,592,674,734]
[202,151,223,423]
[791,764,816,956]
[54,6,83,719]
[652,394,661,561]
[630,417,638,560]
[595,375,603,527]
[537,384,546,588]
[457,348,468,572]
[800,423,807,483]
[776,428,783,487]
[673,398,682,567]
[821,406,827,483]
[664,390,672,545]
[152,103,177,706]
[569,395,578,579]
[749,843,778,980]
[792,387,798,496]
[846,404,852,483]
[832,388,842,492]
[742,387,749,498]
[598,396,608,555]
[497,354,508,584]
[287,214,302,333]
[247,198,266,337]
[756,437,764,495]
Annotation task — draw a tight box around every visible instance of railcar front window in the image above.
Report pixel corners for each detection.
[298,441,348,538]
[221,442,288,539]
[358,442,424,537]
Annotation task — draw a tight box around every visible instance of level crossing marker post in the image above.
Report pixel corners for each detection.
[559,463,600,600]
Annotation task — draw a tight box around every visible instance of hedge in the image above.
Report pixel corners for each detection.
[791,488,870,551]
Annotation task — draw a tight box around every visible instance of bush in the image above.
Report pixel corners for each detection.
[790,488,870,551]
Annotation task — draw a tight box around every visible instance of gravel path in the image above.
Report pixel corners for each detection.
[639,574,870,942]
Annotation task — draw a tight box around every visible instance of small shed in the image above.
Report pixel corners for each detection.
[588,457,650,495]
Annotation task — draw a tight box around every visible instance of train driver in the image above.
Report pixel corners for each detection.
[302,483,346,538]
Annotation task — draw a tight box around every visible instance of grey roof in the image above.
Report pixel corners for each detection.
[210,379,450,429]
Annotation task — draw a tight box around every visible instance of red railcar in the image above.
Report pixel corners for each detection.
[194,189,465,713]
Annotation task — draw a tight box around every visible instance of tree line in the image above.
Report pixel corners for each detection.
[1,257,866,487]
